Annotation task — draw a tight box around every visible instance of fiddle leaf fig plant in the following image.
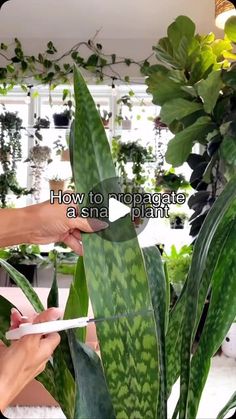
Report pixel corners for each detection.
[146,15,236,237]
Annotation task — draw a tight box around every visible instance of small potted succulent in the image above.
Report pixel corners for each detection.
[53,100,73,128]
[97,104,112,128]
[34,116,50,129]
[155,169,189,193]
[48,174,68,193]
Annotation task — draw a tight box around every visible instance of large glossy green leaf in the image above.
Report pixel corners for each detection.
[217,392,236,419]
[160,98,203,125]
[197,71,223,114]
[178,177,236,419]
[146,65,190,106]
[167,16,195,52]
[143,247,168,419]
[73,67,159,418]
[68,331,115,419]
[165,117,215,167]
[0,259,44,312]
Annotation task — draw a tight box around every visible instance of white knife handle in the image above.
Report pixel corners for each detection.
[5,317,89,341]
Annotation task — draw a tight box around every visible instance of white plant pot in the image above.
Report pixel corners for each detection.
[222,323,236,358]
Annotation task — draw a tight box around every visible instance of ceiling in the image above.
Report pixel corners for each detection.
[0,0,221,40]
[0,0,223,78]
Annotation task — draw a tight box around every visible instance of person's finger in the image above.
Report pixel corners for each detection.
[64,234,83,255]
[10,308,22,329]
[33,308,62,324]
[71,228,82,241]
[39,332,61,360]
[69,217,108,233]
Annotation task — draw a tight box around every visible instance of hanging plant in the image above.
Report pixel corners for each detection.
[0,106,31,207]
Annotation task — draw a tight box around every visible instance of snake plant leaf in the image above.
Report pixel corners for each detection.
[73,67,159,418]
[64,257,88,342]
[47,259,59,309]
[187,220,236,418]
[178,177,236,419]
[143,246,168,419]
[0,295,15,344]
[217,392,236,419]
[53,346,75,419]
[0,259,44,312]
[68,331,115,419]
[165,198,236,397]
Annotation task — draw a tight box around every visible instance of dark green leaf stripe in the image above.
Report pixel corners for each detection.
[0,259,44,312]
[53,346,75,419]
[217,392,236,419]
[143,246,168,419]
[179,177,236,419]
[68,331,115,419]
[187,220,236,418]
[73,67,159,418]
[47,259,59,309]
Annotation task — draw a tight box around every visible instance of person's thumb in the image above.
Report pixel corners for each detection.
[69,216,109,233]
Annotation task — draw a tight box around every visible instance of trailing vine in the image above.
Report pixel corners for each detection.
[0,35,152,96]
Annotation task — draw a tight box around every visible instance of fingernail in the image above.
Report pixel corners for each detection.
[21,316,28,321]
[11,308,18,314]
[89,219,109,231]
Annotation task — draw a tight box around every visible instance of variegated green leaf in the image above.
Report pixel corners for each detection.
[179,177,236,419]
[166,198,236,397]
[53,346,75,419]
[143,246,168,419]
[47,257,59,309]
[72,67,159,418]
[217,392,236,419]
[187,219,236,417]
[68,331,115,419]
[0,259,44,312]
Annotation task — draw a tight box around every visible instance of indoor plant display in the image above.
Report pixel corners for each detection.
[53,100,73,127]
[0,66,236,419]
[53,134,70,161]
[0,107,31,207]
[112,136,154,193]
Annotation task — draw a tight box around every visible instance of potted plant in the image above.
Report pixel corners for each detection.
[97,104,112,128]
[53,131,70,161]
[1,244,44,284]
[169,211,188,229]
[53,100,73,128]
[33,116,50,129]
[155,169,189,193]
[48,174,68,193]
